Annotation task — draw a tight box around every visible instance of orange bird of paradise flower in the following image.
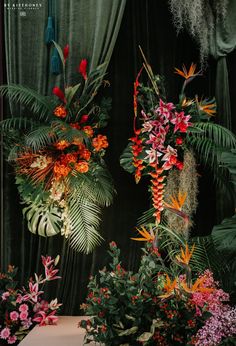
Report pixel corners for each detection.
[159,274,178,299]
[164,191,189,224]
[181,276,214,294]
[175,63,201,80]
[131,226,155,242]
[196,98,216,117]
[176,243,195,266]
[165,191,187,211]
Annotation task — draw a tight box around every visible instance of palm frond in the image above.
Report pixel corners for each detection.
[212,214,236,255]
[25,126,57,151]
[137,207,155,226]
[68,195,103,254]
[69,165,115,207]
[189,235,223,274]
[0,117,37,131]
[23,203,62,236]
[0,84,56,121]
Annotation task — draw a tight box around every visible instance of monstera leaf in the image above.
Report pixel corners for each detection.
[23,203,62,236]
[120,143,136,174]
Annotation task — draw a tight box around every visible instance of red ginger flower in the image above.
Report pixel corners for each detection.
[63,44,69,61]
[53,87,66,103]
[78,59,88,80]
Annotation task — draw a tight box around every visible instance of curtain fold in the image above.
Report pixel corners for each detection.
[2,0,126,315]
[210,0,236,129]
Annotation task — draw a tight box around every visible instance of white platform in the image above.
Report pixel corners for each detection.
[19,316,96,346]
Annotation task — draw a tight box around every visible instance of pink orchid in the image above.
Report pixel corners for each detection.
[0,327,10,339]
[170,111,192,133]
[45,265,61,281]
[33,310,58,326]
[7,335,17,344]
[10,311,19,321]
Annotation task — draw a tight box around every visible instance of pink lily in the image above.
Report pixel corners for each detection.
[171,111,192,133]
[156,99,175,119]
[41,255,54,268]
[162,145,178,170]
[23,282,44,303]
[45,265,61,281]
[33,310,58,326]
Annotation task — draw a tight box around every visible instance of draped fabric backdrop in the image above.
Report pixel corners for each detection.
[1,0,236,315]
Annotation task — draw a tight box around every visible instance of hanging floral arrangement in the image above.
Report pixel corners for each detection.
[120,48,236,235]
[0,43,115,254]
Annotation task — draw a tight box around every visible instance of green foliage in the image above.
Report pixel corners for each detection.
[0,84,56,121]
[0,46,115,253]
[80,242,230,345]
[68,195,103,254]
[23,203,62,237]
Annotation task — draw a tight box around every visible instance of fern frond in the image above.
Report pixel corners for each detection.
[0,84,56,121]
[68,195,103,254]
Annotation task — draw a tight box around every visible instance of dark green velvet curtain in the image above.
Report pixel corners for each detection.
[210,0,236,130]
[1,0,236,315]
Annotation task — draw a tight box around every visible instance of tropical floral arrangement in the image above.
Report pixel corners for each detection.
[0,255,61,345]
[0,43,115,253]
[120,50,236,236]
[80,240,236,345]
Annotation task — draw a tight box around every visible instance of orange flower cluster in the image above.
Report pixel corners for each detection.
[53,105,67,118]
[149,164,165,224]
[74,161,89,173]
[54,140,70,150]
[92,134,109,152]
[83,126,94,138]
[53,162,71,180]
[130,130,144,183]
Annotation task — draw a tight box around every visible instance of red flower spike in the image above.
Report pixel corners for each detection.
[78,59,88,80]
[63,44,69,61]
[53,87,66,103]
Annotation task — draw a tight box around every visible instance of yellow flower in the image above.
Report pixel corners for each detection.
[131,226,154,242]
[159,274,178,299]
[175,63,201,80]
[176,244,195,266]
